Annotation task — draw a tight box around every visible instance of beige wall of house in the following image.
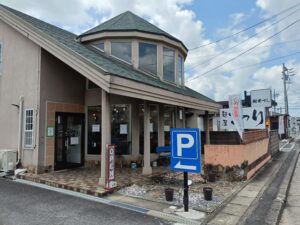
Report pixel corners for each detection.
[0,19,41,170]
[39,49,86,171]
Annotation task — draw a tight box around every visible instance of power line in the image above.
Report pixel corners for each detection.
[231,51,300,71]
[187,38,300,59]
[185,7,300,72]
[186,18,300,83]
[188,2,300,51]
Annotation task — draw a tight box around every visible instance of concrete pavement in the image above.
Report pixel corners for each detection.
[0,178,169,225]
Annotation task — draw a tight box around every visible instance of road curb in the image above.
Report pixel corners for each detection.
[15,178,202,224]
[265,147,300,225]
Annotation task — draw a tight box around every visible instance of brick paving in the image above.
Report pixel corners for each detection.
[19,166,170,197]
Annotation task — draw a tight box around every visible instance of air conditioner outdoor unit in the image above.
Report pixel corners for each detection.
[0,149,17,172]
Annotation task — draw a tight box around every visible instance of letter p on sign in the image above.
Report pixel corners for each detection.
[177,134,194,157]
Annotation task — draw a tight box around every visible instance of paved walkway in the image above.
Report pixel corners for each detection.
[279,147,300,225]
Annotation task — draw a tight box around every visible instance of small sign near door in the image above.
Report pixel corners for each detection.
[47,126,54,137]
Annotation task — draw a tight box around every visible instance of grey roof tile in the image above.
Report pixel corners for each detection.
[1,4,216,103]
[78,11,187,50]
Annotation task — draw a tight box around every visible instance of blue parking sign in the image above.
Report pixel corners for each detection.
[170,128,201,173]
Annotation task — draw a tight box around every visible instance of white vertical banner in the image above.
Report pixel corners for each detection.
[229,94,244,139]
[278,116,285,134]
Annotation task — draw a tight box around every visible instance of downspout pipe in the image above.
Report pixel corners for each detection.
[17,96,24,166]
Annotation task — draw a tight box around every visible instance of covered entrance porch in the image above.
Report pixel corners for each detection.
[84,82,219,186]
[85,86,193,186]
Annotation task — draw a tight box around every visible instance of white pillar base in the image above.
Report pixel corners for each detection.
[98,177,106,186]
[142,166,152,175]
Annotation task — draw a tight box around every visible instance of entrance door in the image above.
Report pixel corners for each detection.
[55,112,85,170]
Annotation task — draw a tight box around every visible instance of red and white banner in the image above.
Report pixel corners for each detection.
[229,94,244,139]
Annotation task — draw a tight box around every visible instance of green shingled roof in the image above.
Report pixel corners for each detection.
[78,11,187,50]
[0,5,216,104]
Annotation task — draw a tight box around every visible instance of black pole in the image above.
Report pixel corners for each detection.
[183,172,189,212]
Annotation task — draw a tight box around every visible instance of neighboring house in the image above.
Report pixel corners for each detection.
[0,5,220,184]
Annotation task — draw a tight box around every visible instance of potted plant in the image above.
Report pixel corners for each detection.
[165,188,174,201]
[203,187,213,201]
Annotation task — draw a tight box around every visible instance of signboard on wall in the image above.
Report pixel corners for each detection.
[105,145,117,190]
[212,117,220,131]
[251,89,272,107]
[278,116,285,134]
[46,126,54,137]
[220,107,266,130]
[290,117,299,134]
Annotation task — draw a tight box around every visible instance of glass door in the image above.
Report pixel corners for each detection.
[55,112,85,170]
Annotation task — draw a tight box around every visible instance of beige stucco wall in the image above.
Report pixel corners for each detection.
[39,49,86,170]
[0,19,40,170]
[204,138,270,179]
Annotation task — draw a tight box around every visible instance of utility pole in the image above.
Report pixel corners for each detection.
[273,89,279,115]
[282,63,295,137]
[282,64,289,116]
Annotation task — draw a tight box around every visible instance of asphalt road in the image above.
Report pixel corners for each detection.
[242,139,299,225]
[0,179,168,225]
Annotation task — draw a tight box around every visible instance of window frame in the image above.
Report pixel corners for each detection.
[110,40,133,65]
[87,105,102,155]
[23,108,35,149]
[138,41,158,76]
[92,41,105,52]
[163,46,176,83]
[178,53,184,86]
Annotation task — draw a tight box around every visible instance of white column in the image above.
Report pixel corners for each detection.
[183,108,186,128]
[205,111,210,144]
[158,104,165,147]
[131,101,140,159]
[99,90,111,185]
[143,101,152,175]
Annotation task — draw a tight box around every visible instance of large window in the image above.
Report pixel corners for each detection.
[163,47,175,82]
[163,106,175,146]
[87,106,101,155]
[111,41,132,63]
[178,54,183,85]
[24,109,34,149]
[111,104,132,155]
[139,42,157,75]
[92,42,104,51]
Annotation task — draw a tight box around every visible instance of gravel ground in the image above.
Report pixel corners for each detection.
[118,177,244,213]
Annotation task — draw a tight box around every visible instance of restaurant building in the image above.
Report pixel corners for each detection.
[0,5,220,184]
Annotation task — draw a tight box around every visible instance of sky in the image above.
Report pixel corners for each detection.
[0,0,299,116]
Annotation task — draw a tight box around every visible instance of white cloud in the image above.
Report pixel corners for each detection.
[0,0,299,115]
[230,13,245,26]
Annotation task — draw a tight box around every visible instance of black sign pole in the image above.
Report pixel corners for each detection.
[183,172,189,212]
